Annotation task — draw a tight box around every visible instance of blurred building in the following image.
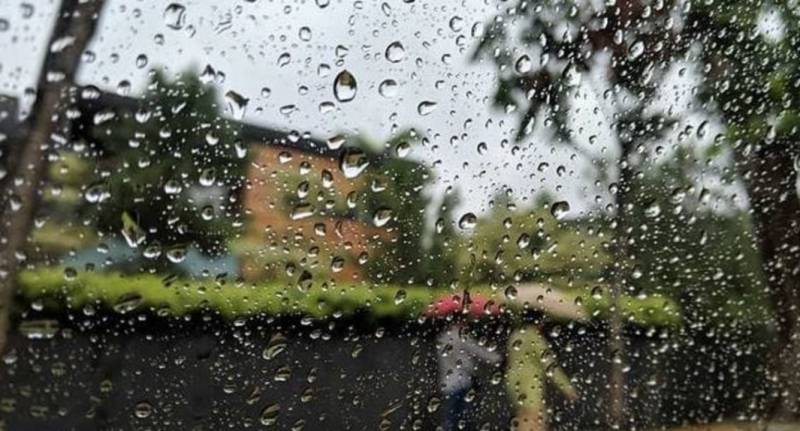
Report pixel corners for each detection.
[0,89,384,282]
[236,123,385,282]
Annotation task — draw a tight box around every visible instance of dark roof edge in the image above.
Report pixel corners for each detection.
[238,122,335,157]
[73,87,337,158]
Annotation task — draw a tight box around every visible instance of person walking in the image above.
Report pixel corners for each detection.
[505,284,585,431]
[428,293,502,430]
[437,322,503,430]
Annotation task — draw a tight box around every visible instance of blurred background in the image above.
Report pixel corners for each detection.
[0,0,798,429]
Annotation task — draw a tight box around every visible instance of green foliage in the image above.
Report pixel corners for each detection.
[455,193,611,285]
[582,290,682,328]
[361,154,431,283]
[470,0,777,332]
[79,69,245,259]
[336,131,459,285]
[18,267,436,320]
[17,268,680,326]
[689,0,800,139]
[422,190,462,285]
[622,147,771,325]
[31,154,97,253]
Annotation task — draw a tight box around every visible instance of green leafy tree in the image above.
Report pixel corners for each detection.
[79,70,244,270]
[423,190,462,286]
[621,146,769,325]
[686,0,800,416]
[348,131,459,285]
[455,191,610,286]
[473,0,684,421]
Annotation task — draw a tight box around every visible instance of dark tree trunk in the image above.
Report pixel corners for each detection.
[0,0,105,355]
[736,139,800,420]
[608,138,636,428]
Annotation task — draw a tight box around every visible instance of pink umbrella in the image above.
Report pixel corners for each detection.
[426,293,500,318]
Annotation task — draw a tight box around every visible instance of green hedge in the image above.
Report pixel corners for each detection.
[17,268,681,326]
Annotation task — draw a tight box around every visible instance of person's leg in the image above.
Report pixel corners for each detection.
[507,327,548,431]
[443,387,469,431]
[512,406,546,431]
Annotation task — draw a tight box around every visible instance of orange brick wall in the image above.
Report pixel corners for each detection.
[239,143,384,282]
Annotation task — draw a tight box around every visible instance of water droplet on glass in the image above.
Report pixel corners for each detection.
[331,256,345,272]
[19,319,59,340]
[394,289,407,305]
[134,401,153,419]
[629,40,645,60]
[113,293,143,314]
[200,64,216,83]
[164,179,183,195]
[379,79,398,98]
[277,52,291,67]
[235,140,248,158]
[326,135,346,150]
[385,42,406,63]
[515,55,532,74]
[395,141,411,158]
[225,90,249,120]
[449,16,464,32]
[563,64,581,87]
[644,201,661,218]
[163,3,186,30]
[199,168,216,187]
[333,70,357,102]
[318,101,335,113]
[697,120,709,138]
[274,365,291,382]
[200,205,215,221]
[427,397,441,413]
[504,285,518,301]
[279,104,296,116]
[291,203,315,220]
[166,246,187,263]
[143,243,162,259]
[262,333,287,360]
[372,208,392,227]
[339,148,370,179]
[85,182,110,203]
[551,201,570,220]
[417,101,438,116]
[459,213,477,229]
[298,26,312,41]
[63,267,77,281]
[298,271,313,292]
[121,218,146,248]
[260,403,281,426]
[116,80,131,95]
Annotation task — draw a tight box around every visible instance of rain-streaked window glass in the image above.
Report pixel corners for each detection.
[1,0,799,429]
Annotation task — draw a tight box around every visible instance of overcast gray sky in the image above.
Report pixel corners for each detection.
[0,0,739,219]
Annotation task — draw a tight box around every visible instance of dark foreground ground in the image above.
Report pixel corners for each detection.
[0,312,772,430]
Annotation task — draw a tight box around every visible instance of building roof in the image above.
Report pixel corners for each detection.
[1,87,336,158]
[76,86,336,157]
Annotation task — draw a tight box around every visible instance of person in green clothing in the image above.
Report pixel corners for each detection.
[507,322,578,431]
[506,285,584,431]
